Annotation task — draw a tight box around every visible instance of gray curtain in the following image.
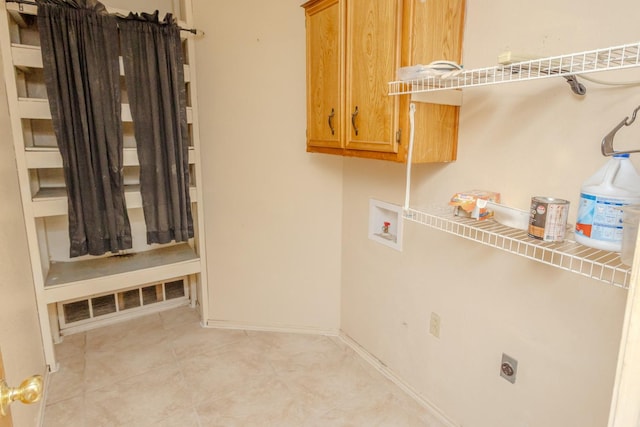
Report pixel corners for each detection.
[37,0,132,257]
[118,12,194,244]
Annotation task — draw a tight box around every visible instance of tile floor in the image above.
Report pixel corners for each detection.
[43,305,446,427]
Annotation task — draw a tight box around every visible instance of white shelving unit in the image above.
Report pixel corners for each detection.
[0,0,209,370]
[390,41,640,289]
[388,41,640,95]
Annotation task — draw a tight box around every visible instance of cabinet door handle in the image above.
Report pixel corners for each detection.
[351,106,359,136]
[328,108,335,135]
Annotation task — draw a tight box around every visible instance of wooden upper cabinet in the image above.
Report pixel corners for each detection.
[304,0,342,149]
[345,0,400,154]
[399,0,465,163]
[302,0,465,163]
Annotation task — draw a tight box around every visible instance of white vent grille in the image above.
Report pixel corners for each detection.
[57,277,189,335]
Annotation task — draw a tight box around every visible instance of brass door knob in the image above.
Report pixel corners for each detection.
[0,375,43,416]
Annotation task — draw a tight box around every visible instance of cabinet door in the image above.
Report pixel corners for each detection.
[398,0,464,163]
[345,0,400,153]
[305,0,342,149]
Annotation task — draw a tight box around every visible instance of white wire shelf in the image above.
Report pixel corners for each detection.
[388,41,640,95]
[404,206,631,289]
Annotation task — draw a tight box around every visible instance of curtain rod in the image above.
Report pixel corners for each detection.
[5,0,202,35]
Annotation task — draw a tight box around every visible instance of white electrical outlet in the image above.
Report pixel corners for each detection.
[429,312,441,338]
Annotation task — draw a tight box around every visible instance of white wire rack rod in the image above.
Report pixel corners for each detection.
[389,41,640,95]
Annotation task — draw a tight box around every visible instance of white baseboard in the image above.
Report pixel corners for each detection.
[203,319,457,426]
[338,332,459,427]
[204,319,339,337]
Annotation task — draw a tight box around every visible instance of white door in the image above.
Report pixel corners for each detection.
[0,351,12,427]
[608,238,640,426]
[0,49,47,426]
[0,348,44,427]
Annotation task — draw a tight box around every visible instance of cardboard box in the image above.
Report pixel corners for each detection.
[449,190,501,220]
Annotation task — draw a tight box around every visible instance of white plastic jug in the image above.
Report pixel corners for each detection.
[575,153,640,251]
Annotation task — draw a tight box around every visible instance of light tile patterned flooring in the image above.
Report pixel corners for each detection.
[43,306,446,427]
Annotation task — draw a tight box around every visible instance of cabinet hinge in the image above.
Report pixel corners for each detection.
[396,129,401,144]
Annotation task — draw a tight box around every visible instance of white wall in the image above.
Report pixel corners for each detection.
[192,1,343,332]
[188,0,639,425]
[0,47,46,427]
[0,0,633,424]
[341,1,640,426]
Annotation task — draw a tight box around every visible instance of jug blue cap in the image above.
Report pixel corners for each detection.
[613,153,630,158]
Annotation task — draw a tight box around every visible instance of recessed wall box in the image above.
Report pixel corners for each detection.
[368,199,403,251]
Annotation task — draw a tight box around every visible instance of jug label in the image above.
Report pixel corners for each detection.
[575,193,625,243]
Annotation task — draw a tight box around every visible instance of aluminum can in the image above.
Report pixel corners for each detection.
[528,197,570,242]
